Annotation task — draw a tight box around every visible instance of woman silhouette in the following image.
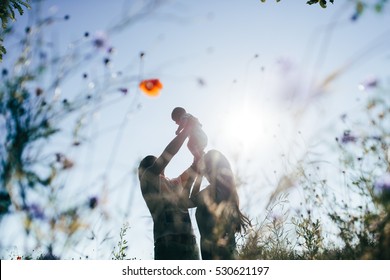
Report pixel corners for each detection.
[185,149,250,260]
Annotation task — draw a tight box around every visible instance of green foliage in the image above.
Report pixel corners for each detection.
[259,0,389,13]
[307,0,334,8]
[238,194,299,260]
[259,0,333,8]
[112,223,130,260]
[0,0,30,29]
[0,0,158,259]
[293,212,323,259]
[260,0,281,3]
[0,0,31,61]
[0,25,100,256]
[0,38,5,61]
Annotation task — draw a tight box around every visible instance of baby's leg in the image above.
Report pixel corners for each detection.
[196,129,208,152]
[188,138,205,161]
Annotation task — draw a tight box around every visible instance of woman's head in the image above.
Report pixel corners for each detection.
[203,150,236,201]
[200,150,251,234]
[203,149,232,179]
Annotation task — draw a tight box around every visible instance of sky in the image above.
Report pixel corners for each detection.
[1,0,390,259]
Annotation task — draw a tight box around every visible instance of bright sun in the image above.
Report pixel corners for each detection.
[222,105,264,151]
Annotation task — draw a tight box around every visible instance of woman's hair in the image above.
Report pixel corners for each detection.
[203,150,251,233]
[204,150,237,202]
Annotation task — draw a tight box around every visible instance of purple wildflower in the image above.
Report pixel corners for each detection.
[374,173,390,194]
[118,88,128,95]
[341,131,357,144]
[88,196,98,209]
[27,203,46,220]
[276,57,294,74]
[92,31,108,50]
[358,76,379,91]
[351,12,359,21]
[371,136,382,141]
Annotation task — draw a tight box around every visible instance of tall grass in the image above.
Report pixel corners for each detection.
[238,84,390,259]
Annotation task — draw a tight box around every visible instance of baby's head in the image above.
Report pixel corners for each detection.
[171,107,186,123]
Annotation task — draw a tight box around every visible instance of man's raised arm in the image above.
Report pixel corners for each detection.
[150,127,190,175]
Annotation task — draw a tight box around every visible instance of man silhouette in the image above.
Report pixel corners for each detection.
[138,124,200,260]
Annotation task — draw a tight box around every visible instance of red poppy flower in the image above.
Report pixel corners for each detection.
[139,79,163,97]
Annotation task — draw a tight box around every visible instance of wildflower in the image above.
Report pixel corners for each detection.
[92,31,108,50]
[17,256,22,260]
[269,212,283,223]
[35,87,43,96]
[88,196,98,209]
[351,12,359,21]
[374,173,390,197]
[276,57,294,74]
[107,47,114,54]
[26,203,46,220]
[139,79,163,97]
[72,141,81,146]
[118,88,128,95]
[358,76,379,91]
[341,130,357,144]
[374,173,390,205]
[103,57,110,66]
[55,153,74,169]
[62,158,74,169]
[197,78,206,87]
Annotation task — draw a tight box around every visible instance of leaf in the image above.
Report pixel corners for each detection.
[375,3,383,12]
[0,44,5,62]
[307,0,319,5]
[12,1,24,16]
[356,1,364,14]
[8,5,16,20]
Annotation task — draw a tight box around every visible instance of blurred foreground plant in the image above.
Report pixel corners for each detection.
[0,0,162,259]
[238,79,389,259]
[0,0,31,61]
[111,222,130,260]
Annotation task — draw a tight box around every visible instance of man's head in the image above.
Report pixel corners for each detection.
[171,107,186,123]
[138,155,157,179]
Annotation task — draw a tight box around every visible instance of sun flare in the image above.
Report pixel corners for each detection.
[222,105,264,150]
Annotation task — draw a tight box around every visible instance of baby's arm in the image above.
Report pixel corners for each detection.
[175,122,184,135]
[175,117,189,135]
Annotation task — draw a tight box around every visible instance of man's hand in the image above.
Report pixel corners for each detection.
[151,126,190,175]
